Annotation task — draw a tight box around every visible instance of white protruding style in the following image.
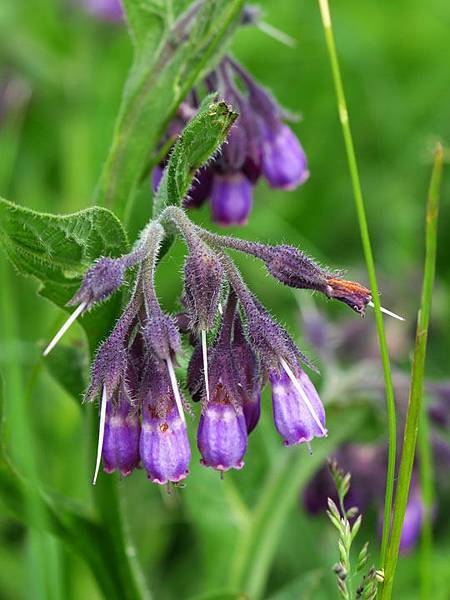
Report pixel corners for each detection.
[201,329,210,404]
[43,301,87,356]
[279,357,328,437]
[367,301,405,322]
[257,21,297,48]
[92,385,108,485]
[166,356,186,424]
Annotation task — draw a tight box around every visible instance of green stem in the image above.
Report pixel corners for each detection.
[229,408,367,599]
[418,396,435,600]
[381,144,443,599]
[317,0,397,568]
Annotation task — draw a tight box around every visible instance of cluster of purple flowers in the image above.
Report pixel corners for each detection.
[300,304,450,552]
[153,57,309,226]
[44,206,372,485]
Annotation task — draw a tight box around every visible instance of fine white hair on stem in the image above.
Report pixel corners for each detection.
[201,329,210,404]
[367,301,405,322]
[257,21,297,48]
[166,357,186,424]
[280,357,327,437]
[43,301,87,356]
[92,385,108,485]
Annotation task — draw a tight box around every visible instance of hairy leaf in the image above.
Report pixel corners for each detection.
[153,96,238,216]
[0,198,128,347]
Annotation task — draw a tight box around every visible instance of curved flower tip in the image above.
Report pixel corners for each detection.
[102,397,141,477]
[140,404,191,485]
[326,277,371,315]
[197,401,248,471]
[270,364,326,446]
[211,172,253,226]
[261,124,309,190]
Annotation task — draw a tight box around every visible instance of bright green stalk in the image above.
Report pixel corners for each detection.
[418,394,435,600]
[382,144,443,599]
[317,0,397,567]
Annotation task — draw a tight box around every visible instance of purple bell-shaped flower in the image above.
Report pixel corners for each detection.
[270,364,326,446]
[102,388,140,477]
[260,123,309,190]
[140,401,191,485]
[197,394,248,472]
[211,172,253,226]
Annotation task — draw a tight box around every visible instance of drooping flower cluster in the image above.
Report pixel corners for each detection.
[44,205,373,486]
[153,57,309,226]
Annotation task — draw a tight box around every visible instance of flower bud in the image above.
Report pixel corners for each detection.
[261,124,309,190]
[143,303,181,362]
[140,402,191,485]
[325,277,371,315]
[102,389,140,477]
[197,399,248,471]
[211,172,253,226]
[68,256,126,309]
[269,366,326,446]
[183,242,224,332]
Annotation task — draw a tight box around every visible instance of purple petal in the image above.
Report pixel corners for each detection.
[140,404,191,485]
[210,173,253,226]
[102,398,140,477]
[197,401,248,471]
[261,124,309,190]
[269,367,326,446]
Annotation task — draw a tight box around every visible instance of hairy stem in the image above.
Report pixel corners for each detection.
[317,0,397,567]
[381,144,442,599]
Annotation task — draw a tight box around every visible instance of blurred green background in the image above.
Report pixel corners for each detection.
[0,0,449,598]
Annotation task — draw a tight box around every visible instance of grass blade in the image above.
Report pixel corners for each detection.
[316,0,398,567]
[381,143,443,598]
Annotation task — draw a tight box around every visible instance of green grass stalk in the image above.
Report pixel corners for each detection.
[381,143,443,599]
[317,0,398,567]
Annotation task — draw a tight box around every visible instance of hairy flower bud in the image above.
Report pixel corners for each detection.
[325,277,371,315]
[143,302,181,362]
[102,388,140,477]
[183,243,224,331]
[270,365,326,446]
[68,256,126,309]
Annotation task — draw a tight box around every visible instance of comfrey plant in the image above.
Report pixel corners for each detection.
[43,188,374,484]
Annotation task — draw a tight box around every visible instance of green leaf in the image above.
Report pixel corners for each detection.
[0,373,133,600]
[0,197,128,348]
[121,0,167,49]
[97,0,245,222]
[153,96,238,216]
